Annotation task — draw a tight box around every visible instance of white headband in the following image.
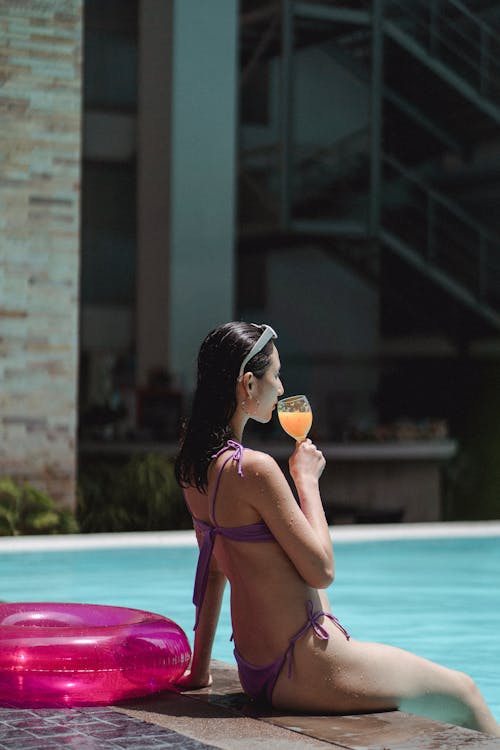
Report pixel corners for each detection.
[237,324,277,381]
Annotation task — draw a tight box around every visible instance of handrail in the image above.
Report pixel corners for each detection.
[388,0,500,52]
[241,12,280,88]
[394,0,500,60]
[381,150,500,307]
[242,135,500,251]
[385,0,500,101]
[240,126,369,163]
[239,169,279,219]
[447,0,500,45]
[239,134,500,311]
[381,153,500,246]
[240,4,279,28]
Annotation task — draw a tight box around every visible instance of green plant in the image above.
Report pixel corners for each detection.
[443,364,500,521]
[0,478,79,536]
[77,453,191,532]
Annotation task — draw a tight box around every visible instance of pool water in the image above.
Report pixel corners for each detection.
[1,536,499,719]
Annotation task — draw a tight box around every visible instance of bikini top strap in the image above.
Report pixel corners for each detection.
[209,440,244,525]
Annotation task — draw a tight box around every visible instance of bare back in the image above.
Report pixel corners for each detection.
[184,445,327,664]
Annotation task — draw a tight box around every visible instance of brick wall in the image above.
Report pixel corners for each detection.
[0,0,82,507]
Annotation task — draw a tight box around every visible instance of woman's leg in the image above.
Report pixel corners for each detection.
[273,633,500,736]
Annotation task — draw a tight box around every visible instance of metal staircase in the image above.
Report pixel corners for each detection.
[383,0,500,117]
[239,0,500,334]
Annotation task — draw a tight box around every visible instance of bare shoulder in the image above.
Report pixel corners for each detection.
[241,448,284,485]
[243,448,288,493]
[240,447,299,521]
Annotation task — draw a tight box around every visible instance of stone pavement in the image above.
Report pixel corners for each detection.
[119,662,500,750]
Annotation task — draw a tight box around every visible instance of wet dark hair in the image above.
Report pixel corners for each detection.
[175,321,275,491]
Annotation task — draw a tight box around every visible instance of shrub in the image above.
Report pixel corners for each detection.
[77,453,191,533]
[443,364,500,520]
[0,478,79,536]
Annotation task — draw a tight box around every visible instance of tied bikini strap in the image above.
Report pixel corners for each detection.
[209,440,244,522]
[192,440,244,630]
[212,440,244,474]
[285,600,350,678]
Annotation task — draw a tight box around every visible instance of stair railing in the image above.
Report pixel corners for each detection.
[381,152,500,310]
[385,0,500,107]
[239,130,500,313]
[239,126,370,202]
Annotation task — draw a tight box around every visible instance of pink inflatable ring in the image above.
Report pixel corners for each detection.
[0,602,191,707]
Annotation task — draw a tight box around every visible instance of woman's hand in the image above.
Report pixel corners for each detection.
[289,438,326,489]
[175,668,213,690]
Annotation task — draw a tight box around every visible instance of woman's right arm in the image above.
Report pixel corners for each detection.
[245,441,334,588]
[288,439,333,568]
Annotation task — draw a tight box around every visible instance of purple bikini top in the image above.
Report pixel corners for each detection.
[191,440,275,629]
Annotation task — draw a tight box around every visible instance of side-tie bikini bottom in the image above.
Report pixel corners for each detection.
[233,600,350,703]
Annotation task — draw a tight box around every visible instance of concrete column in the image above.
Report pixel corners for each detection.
[168,0,237,391]
[136,0,173,386]
[136,0,238,392]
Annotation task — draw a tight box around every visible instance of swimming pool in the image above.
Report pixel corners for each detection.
[1,524,499,719]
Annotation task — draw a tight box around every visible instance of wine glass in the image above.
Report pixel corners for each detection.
[277,395,312,442]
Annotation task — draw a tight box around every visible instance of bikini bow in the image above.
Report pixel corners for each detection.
[306,599,330,640]
[286,601,350,678]
[211,439,244,476]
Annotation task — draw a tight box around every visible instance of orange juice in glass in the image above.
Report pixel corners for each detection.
[277,395,312,442]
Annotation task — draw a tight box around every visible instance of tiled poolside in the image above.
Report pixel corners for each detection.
[0,705,217,750]
[2,662,500,750]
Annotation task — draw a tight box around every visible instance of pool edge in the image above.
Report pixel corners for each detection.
[1,520,500,553]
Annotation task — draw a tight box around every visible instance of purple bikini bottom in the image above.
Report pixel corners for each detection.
[234,600,350,703]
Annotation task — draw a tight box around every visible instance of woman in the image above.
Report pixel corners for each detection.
[175,321,500,736]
